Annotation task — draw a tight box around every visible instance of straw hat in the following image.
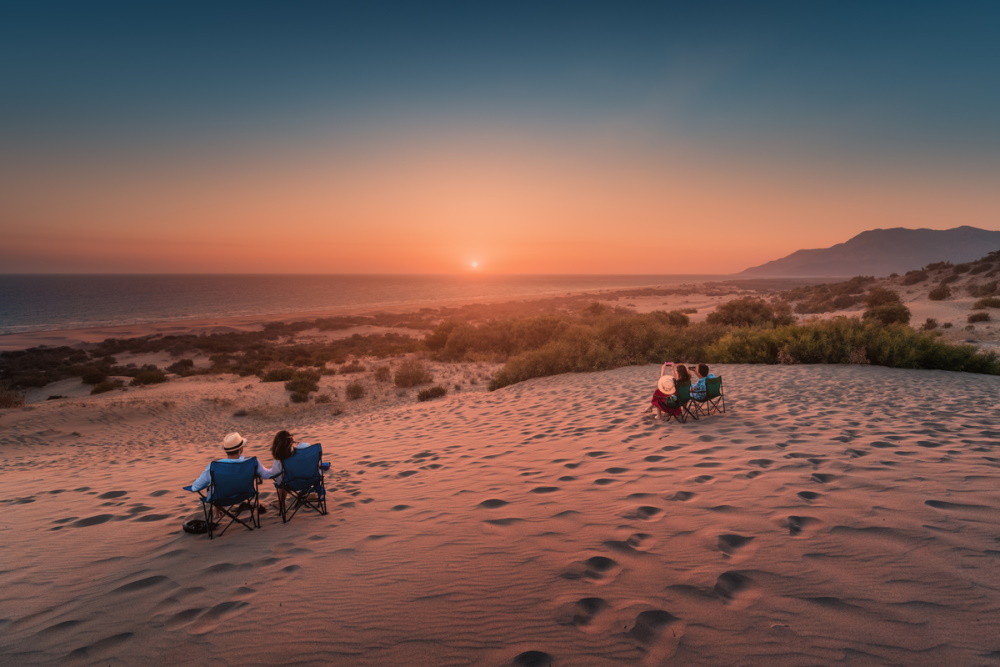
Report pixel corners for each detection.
[657,375,675,395]
[223,432,246,454]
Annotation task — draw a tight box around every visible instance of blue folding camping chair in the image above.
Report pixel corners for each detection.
[276,444,328,523]
[184,457,262,539]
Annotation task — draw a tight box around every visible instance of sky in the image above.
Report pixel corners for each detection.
[1,0,999,274]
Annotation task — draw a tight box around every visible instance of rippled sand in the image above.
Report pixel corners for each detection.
[2,364,999,665]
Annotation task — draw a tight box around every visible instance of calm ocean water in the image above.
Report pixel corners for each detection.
[0,274,726,335]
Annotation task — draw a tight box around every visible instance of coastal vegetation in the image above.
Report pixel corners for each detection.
[2,252,999,400]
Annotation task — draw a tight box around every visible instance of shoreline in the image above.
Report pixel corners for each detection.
[0,279,742,352]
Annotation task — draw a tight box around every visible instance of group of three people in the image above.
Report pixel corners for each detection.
[190,430,317,512]
[644,361,715,420]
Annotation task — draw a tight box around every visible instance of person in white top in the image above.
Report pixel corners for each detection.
[642,362,691,420]
[190,432,273,503]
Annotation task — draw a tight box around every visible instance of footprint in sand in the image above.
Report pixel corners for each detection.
[67,632,134,659]
[554,596,609,631]
[797,491,821,501]
[713,571,760,607]
[628,609,683,644]
[604,533,653,554]
[624,506,663,521]
[560,556,620,582]
[664,491,696,502]
[478,499,509,509]
[98,490,128,499]
[644,455,665,462]
[784,515,821,537]
[717,534,754,553]
[510,651,554,667]
[530,486,560,494]
[70,514,114,528]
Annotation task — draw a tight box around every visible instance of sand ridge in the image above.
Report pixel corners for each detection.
[2,364,1000,665]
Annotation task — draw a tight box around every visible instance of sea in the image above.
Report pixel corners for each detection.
[0,274,728,335]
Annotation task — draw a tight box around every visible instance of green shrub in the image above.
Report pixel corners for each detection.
[373,366,391,382]
[706,318,999,374]
[345,381,365,400]
[166,359,196,375]
[706,297,792,327]
[339,361,365,374]
[968,311,990,323]
[928,284,951,301]
[261,367,295,382]
[314,393,332,404]
[921,318,938,330]
[394,359,433,387]
[902,270,928,285]
[925,261,953,271]
[863,303,911,326]
[417,385,447,401]
[289,391,310,403]
[80,369,107,385]
[91,379,124,394]
[865,288,903,308]
[942,322,953,329]
[940,274,959,285]
[968,281,998,298]
[973,297,1000,309]
[131,366,167,385]
[285,369,320,396]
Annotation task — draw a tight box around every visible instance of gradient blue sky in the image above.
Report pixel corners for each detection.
[2,1,998,273]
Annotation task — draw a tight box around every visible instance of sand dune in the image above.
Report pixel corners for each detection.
[2,364,1000,665]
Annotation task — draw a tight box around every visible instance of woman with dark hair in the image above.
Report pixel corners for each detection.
[267,430,319,505]
[643,362,690,420]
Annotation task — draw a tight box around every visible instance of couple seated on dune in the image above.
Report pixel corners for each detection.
[190,430,318,514]
[643,361,715,420]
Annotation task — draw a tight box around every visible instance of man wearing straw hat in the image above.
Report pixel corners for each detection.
[190,432,273,502]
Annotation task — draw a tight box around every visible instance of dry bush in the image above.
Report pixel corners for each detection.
[373,366,392,382]
[0,384,26,408]
[394,359,433,387]
[345,381,366,400]
[417,385,447,401]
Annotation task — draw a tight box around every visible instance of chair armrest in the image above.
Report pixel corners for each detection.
[183,485,194,492]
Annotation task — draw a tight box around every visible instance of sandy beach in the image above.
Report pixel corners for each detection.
[2,363,999,665]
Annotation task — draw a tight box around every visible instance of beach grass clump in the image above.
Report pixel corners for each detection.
[394,359,433,387]
[261,366,295,382]
[80,368,108,385]
[91,379,124,394]
[0,383,26,408]
[901,270,928,285]
[928,284,952,300]
[339,361,365,374]
[784,276,874,313]
[166,358,197,376]
[973,297,1000,309]
[314,393,332,404]
[417,385,447,401]
[345,381,365,400]
[130,366,168,385]
[373,366,391,382]
[968,281,998,297]
[968,312,990,323]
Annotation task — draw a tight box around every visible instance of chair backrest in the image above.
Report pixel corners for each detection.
[705,376,722,399]
[283,445,323,491]
[674,381,692,404]
[209,457,259,505]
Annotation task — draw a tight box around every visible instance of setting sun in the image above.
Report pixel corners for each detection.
[470,260,479,270]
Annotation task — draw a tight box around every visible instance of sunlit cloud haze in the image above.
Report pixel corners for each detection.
[2,1,999,274]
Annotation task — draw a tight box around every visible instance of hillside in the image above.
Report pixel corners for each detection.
[741,226,1000,277]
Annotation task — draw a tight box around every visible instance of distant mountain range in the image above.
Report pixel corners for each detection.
[740,226,1000,277]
